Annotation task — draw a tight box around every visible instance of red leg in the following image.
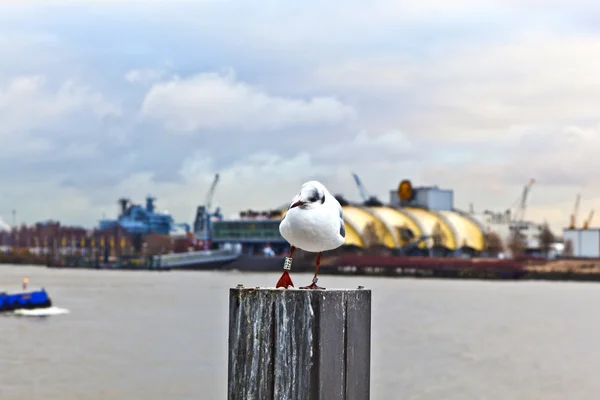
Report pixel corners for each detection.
[300,252,325,290]
[276,246,296,288]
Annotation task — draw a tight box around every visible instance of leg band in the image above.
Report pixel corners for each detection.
[283,257,293,271]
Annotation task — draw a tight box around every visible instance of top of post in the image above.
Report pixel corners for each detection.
[230,284,370,293]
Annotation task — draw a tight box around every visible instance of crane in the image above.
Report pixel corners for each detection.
[351,172,383,205]
[193,173,221,250]
[508,179,535,254]
[205,173,220,214]
[583,209,594,229]
[351,173,369,202]
[512,179,535,225]
[568,193,581,230]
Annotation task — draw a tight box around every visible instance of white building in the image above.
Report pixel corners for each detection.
[563,229,600,258]
[0,218,11,232]
[469,210,543,249]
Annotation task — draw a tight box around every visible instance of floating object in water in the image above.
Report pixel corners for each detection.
[0,288,52,313]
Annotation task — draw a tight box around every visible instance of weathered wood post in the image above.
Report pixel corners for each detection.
[228,285,371,400]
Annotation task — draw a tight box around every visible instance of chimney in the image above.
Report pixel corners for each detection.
[146,196,156,213]
[118,198,129,216]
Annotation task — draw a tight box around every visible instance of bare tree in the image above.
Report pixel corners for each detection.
[563,239,574,257]
[538,222,555,257]
[362,222,380,248]
[507,231,527,258]
[484,231,504,256]
[432,222,446,248]
[397,223,415,244]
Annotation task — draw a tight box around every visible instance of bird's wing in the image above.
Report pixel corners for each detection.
[336,198,344,220]
[333,197,345,238]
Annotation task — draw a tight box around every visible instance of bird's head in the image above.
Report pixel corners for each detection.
[289,181,326,210]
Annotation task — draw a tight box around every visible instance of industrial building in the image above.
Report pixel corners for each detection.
[559,192,599,258]
[469,210,543,249]
[563,229,600,258]
[212,180,487,256]
[98,196,190,235]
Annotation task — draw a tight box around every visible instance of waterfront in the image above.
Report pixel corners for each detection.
[1,266,600,399]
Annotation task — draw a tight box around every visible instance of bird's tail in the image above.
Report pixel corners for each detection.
[276,270,294,288]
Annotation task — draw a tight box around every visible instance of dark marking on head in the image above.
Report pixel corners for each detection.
[308,188,320,203]
[339,220,346,238]
[339,208,343,219]
[321,192,326,204]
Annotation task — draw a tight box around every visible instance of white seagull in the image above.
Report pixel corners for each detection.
[276,180,345,289]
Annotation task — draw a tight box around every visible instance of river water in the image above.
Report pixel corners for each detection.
[1,265,599,399]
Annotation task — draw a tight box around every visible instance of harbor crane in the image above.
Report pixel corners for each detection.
[583,209,594,229]
[205,173,220,218]
[568,193,581,230]
[193,173,222,250]
[508,179,535,250]
[351,173,369,202]
[351,173,383,205]
[511,178,535,226]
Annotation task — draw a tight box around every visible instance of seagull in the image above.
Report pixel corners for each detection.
[276,181,346,289]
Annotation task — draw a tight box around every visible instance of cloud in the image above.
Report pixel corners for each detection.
[0,75,121,166]
[2,0,600,237]
[422,123,600,189]
[49,130,417,226]
[139,70,355,133]
[0,75,120,133]
[308,30,600,235]
[315,130,414,166]
[125,68,166,84]
[314,33,600,142]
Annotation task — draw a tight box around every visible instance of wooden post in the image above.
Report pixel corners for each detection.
[228,286,371,400]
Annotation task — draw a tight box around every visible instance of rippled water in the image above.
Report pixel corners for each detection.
[1,265,599,399]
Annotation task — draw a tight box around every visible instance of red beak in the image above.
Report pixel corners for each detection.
[290,200,304,209]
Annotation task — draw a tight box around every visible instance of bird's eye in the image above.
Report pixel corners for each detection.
[306,188,321,202]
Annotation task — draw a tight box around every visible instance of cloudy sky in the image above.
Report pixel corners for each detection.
[0,0,599,233]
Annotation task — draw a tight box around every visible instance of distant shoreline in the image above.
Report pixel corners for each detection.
[3,252,600,283]
[0,253,46,266]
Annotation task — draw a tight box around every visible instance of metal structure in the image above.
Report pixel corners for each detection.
[506,178,536,251]
[583,210,595,229]
[156,248,239,269]
[98,196,190,235]
[351,172,369,202]
[569,193,581,230]
[351,172,383,205]
[511,179,535,227]
[193,173,222,250]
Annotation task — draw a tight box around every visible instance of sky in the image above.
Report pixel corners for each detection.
[1,0,599,234]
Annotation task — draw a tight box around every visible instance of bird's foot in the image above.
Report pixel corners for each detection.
[276,270,294,289]
[300,277,325,290]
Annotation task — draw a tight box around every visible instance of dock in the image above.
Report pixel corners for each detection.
[157,249,239,270]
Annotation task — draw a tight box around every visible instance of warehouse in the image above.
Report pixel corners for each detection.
[563,229,600,258]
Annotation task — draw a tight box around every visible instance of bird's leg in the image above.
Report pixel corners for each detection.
[276,246,296,288]
[300,252,325,290]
